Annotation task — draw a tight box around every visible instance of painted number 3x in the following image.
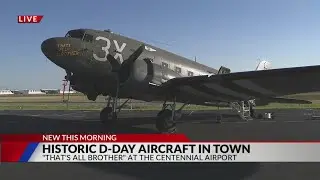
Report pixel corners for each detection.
[93,36,127,63]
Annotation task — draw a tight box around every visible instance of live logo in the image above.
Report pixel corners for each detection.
[17,15,43,23]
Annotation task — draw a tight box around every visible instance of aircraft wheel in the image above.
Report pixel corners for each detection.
[100,107,116,126]
[174,111,182,120]
[249,106,255,118]
[157,110,165,117]
[157,110,182,119]
[111,112,117,121]
[156,109,177,133]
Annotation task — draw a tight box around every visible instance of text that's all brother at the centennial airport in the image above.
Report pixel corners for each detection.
[30,143,251,162]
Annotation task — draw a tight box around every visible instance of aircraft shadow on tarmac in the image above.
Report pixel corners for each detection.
[0,113,260,180]
[0,112,244,134]
[0,114,157,134]
[0,112,245,133]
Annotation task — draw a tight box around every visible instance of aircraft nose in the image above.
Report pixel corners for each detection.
[41,38,57,59]
[41,37,113,75]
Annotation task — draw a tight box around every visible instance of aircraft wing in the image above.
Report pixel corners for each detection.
[188,98,312,108]
[161,65,320,102]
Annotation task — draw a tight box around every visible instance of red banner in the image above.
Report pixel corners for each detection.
[0,134,190,142]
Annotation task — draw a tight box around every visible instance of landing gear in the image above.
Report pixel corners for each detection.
[100,106,113,124]
[156,109,176,133]
[100,96,117,125]
[99,79,130,127]
[249,103,255,118]
[99,96,131,126]
[156,98,187,133]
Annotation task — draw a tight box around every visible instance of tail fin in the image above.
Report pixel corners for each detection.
[255,60,271,71]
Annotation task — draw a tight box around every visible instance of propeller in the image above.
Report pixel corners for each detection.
[122,44,145,65]
[106,44,145,83]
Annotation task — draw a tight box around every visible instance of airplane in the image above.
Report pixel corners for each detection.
[41,28,320,133]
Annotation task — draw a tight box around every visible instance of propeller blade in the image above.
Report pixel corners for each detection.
[126,44,145,63]
[107,44,145,74]
[116,44,145,82]
[107,54,121,71]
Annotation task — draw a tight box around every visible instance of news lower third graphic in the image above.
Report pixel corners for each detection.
[1,134,320,162]
[40,143,249,162]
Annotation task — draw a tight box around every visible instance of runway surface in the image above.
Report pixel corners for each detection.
[1,109,320,180]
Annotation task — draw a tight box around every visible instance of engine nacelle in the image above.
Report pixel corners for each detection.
[119,59,154,85]
[119,58,180,90]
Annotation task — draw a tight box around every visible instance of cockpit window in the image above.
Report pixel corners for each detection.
[65,30,94,43]
[83,34,93,42]
[65,30,85,39]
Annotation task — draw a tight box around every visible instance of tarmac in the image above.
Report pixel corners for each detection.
[1,109,320,180]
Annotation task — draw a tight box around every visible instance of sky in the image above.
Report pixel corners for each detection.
[0,0,320,89]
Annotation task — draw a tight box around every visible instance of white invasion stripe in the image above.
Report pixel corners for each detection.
[233,79,277,96]
[149,82,159,86]
[145,46,156,52]
[180,86,228,101]
[204,83,250,99]
[167,75,175,79]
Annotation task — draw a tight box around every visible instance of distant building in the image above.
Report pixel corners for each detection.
[11,90,23,94]
[19,89,46,95]
[40,89,60,94]
[60,90,76,94]
[0,89,13,95]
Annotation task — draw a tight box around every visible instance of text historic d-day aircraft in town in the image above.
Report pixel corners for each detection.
[41,28,320,133]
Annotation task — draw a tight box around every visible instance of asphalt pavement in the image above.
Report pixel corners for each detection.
[1,109,320,180]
